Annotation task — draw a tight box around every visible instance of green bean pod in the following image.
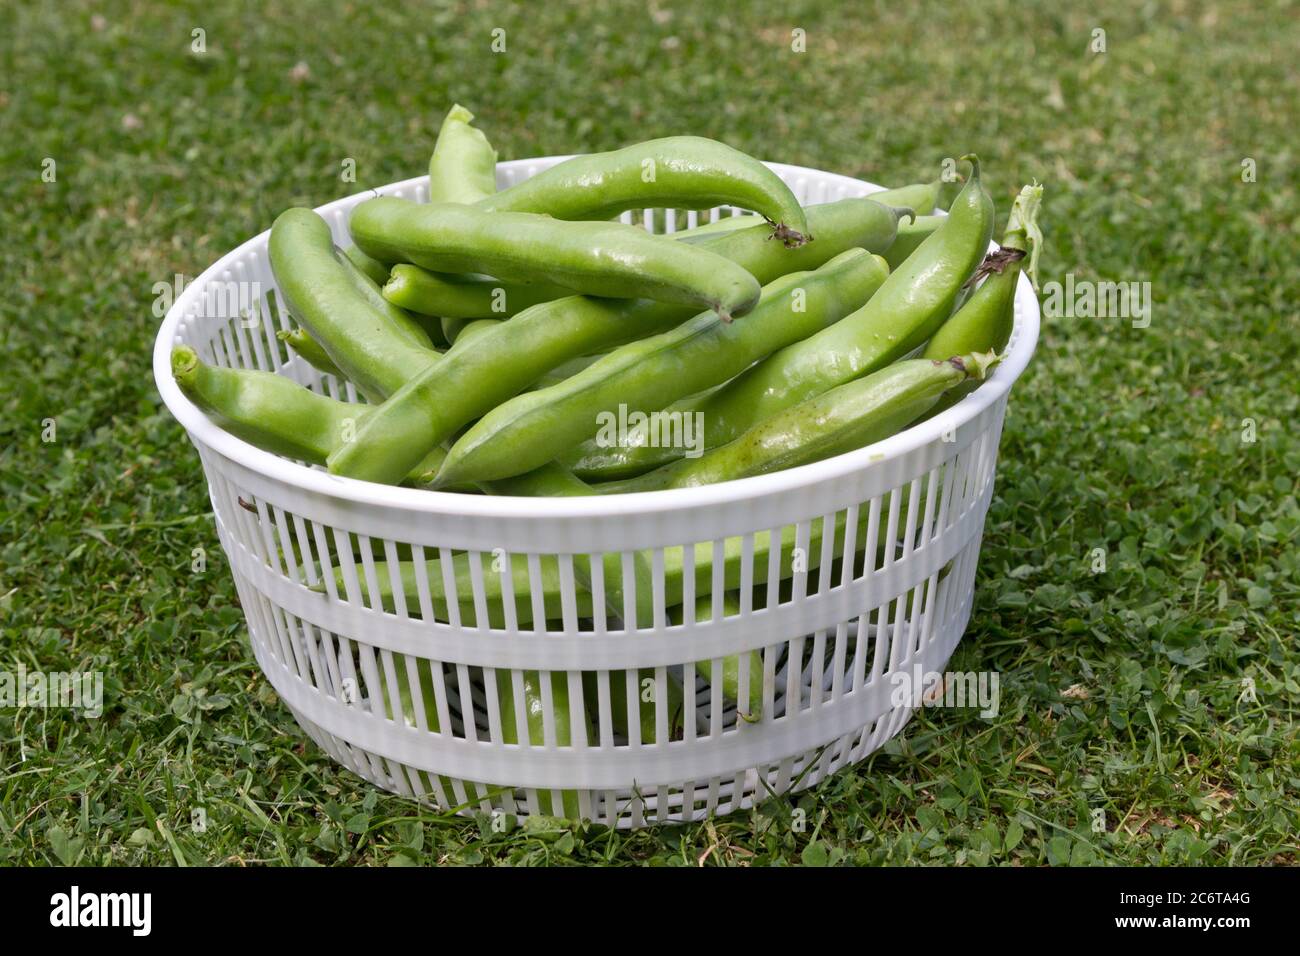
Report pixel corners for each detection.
[326,199,905,487]
[342,244,393,286]
[676,593,764,720]
[334,246,437,349]
[427,104,498,204]
[665,178,935,242]
[598,354,997,493]
[447,318,500,350]
[277,328,344,379]
[567,158,992,480]
[430,249,890,487]
[871,178,943,216]
[495,670,589,817]
[268,208,441,401]
[479,135,810,246]
[583,670,685,744]
[349,197,762,319]
[440,316,475,345]
[173,345,355,461]
[920,184,1042,413]
[529,353,605,391]
[171,346,449,485]
[382,264,569,320]
[883,214,945,270]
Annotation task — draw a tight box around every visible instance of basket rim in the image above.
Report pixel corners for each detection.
[153,157,1039,520]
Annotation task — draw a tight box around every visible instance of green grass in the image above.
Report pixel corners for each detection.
[1,0,1297,866]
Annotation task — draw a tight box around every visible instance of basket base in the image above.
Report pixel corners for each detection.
[264,588,976,828]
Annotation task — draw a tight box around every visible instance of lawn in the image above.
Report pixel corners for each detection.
[1,0,1296,865]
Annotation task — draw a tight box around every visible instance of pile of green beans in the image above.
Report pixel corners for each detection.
[178,113,1047,495]
[562,156,995,480]
[374,248,892,487]
[174,105,1046,641]
[152,110,1020,824]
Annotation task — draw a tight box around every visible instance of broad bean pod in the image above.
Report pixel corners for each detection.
[479,135,810,246]
[268,208,440,401]
[427,104,498,204]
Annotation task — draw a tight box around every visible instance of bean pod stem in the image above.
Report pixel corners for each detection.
[918,183,1043,414]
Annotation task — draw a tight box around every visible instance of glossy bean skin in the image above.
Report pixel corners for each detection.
[433,249,891,487]
[920,184,1042,414]
[334,246,437,349]
[277,328,343,379]
[427,104,497,204]
[447,318,499,349]
[326,199,905,488]
[597,355,992,494]
[567,158,992,480]
[276,248,439,374]
[172,345,351,461]
[268,208,440,401]
[383,263,568,320]
[349,197,762,319]
[479,135,810,245]
[451,339,602,392]
[529,352,604,390]
[440,315,477,345]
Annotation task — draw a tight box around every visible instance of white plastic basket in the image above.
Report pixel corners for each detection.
[154,157,1039,827]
